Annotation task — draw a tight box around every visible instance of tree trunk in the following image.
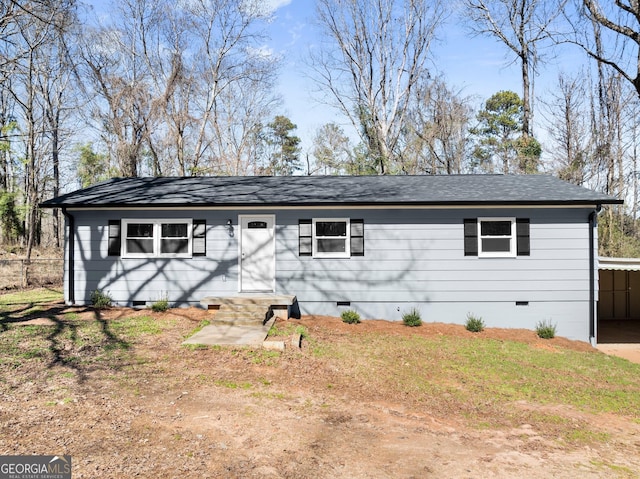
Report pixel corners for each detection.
[52,112,60,248]
[521,48,531,138]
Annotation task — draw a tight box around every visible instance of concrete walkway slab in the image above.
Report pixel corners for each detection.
[597,344,640,364]
[182,317,276,346]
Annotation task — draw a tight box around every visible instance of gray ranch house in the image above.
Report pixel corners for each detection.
[41,175,621,344]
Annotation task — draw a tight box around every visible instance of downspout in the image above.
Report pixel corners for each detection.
[589,207,600,346]
[62,208,75,305]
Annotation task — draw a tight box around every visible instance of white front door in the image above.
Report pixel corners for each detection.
[240,215,275,292]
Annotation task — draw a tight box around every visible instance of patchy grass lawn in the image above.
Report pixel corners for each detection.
[321,332,640,417]
[1,288,640,478]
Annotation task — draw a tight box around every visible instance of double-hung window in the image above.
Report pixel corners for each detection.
[299,218,364,258]
[478,217,515,257]
[464,217,530,258]
[122,219,192,258]
[313,218,350,258]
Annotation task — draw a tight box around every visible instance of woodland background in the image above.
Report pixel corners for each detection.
[1,0,640,262]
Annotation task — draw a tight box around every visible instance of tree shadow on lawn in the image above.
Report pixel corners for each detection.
[1,302,132,384]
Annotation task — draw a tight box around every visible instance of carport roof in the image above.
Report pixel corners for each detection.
[599,258,640,271]
[40,174,622,209]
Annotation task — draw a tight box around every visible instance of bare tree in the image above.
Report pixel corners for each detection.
[559,2,640,253]
[79,0,180,177]
[0,1,45,192]
[463,0,567,137]
[210,75,280,175]
[8,0,76,259]
[570,0,640,98]
[628,97,640,224]
[79,0,278,177]
[37,23,77,247]
[184,0,278,175]
[311,0,446,174]
[587,69,636,255]
[543,71,590,185]
[404,77,473,174]
[0,80,17,193]
[0,1,20,77]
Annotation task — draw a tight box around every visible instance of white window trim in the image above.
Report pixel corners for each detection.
[312,218,350,258]
[477,217,516,258]
[122,219,193,259]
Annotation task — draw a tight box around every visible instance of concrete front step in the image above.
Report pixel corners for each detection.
[201,294,296,308]
[214,308,273,326]
[219,303,274,313]
[201,294,296,326]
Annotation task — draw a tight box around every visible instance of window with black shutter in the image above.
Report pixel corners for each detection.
[299,218,365,258]
[108,220,121,256]
[464,217,530,257]
[516,218,530,256]
[463,219,477,256]
[299,219,312,256]
[119,219,194,258]
[350,219,364,256]
[193,220,206,256]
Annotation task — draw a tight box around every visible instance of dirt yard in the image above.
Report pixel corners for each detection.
[1,304,640,478]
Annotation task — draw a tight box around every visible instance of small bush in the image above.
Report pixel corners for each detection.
[402,308,422,327]
[90,289,112,309]
[536,319,557,339]
[151,298,169,312]
[465,313,485,333]
[341,309,361,324]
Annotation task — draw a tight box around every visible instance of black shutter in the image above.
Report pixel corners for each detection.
[516,218,530,256]
[193,220,206,256]
[108,220,121,256]
[464,219,478,256]
[350,219,364,256]
[299,219,312,256]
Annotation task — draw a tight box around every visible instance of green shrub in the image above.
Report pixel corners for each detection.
[90,289,112,309]
[402,308,422,327]
[151,298,169,312]
[341,309,361,324]
[465,313,485,333]
[536,319,557,339]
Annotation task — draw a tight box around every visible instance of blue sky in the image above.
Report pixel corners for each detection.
[264,0,585,154]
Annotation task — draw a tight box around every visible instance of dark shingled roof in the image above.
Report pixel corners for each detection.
[40,175,622,208]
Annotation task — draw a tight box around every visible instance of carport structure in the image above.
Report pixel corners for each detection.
[598,257,640,344]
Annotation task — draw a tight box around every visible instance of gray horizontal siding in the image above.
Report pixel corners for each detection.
[68,211,242,305]
[277,258,589,272]
[276,268,586,281]
[64,206,595,341]
[274,208,591,305]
